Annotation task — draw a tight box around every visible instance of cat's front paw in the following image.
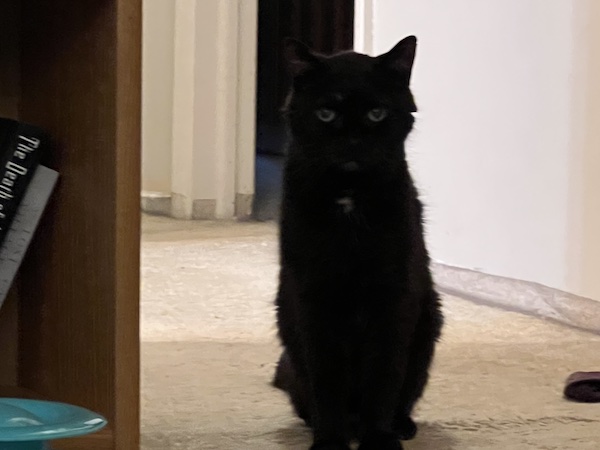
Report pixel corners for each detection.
[309,442,351,450]
[358,431,403,450]
[393,416,418,440]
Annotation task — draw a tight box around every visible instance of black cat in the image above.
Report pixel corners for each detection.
[273,36,443,450]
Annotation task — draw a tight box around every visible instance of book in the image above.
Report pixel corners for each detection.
[0,165,58,307]
[0,118,46,247]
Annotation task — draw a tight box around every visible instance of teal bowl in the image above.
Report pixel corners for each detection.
[0,398,107,450]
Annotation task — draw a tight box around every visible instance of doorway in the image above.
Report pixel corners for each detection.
[253,0,355,221]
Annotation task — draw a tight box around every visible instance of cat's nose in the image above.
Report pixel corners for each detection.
[341,161,360,172]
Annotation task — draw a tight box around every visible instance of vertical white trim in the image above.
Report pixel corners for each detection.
[235,0,258,218]
[170,0,196,219]
[213,0,239,219]
[166,0,257,220]
[169,0,256,220]
[354,0,366,52]
[354,0,375,55]
[141,0,175,195]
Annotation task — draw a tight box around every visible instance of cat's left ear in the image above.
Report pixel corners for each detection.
[283,38,323,77]
[377,35,417,82]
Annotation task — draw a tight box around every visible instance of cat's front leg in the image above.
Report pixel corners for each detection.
[304,308,353,450]
[358,430,404,450]
[394,290,442,441]
[310,444,351,450]
[357,308,413,450]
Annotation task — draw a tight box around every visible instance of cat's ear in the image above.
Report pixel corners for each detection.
[283,38,322,77]
[378,35,417,82]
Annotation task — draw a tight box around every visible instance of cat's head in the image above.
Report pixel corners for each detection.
[282,36,418,174]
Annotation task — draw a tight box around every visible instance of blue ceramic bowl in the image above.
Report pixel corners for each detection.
[0,398,107,450]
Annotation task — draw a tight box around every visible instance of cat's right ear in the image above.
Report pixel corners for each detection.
[377,35,417,83]
[283,38,322,77]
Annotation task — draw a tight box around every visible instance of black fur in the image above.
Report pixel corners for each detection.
[273,36,443,450]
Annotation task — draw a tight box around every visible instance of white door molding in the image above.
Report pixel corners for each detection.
[354,0,375,55]
[235,0,258,219]
[168,0,257,220]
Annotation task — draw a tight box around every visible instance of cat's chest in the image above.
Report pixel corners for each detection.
[328,178,394,218]
[335,192,355,214]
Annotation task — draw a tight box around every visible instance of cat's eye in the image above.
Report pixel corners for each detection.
[367,108,388,122]
[315,108,337,123]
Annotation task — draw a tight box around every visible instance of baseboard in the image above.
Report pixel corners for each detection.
[432,262,600,335]
[235,193,254,220]
[141,191,171,217]
[141,191,255,221]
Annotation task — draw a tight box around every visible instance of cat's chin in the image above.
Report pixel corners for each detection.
[335,196,355,214]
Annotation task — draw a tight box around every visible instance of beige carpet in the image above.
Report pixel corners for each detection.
[141,216,600,449]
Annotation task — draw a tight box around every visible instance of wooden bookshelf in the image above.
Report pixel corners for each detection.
[0,1,141,449]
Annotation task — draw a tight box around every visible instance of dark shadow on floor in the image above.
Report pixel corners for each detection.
[273,422,459,450]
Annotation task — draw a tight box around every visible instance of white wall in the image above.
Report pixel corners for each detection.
[142,0,175,194]
[359,0,600,300]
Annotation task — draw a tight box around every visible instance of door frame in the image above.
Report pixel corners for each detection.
[143,0,366,220]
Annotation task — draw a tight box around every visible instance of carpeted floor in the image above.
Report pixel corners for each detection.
[141,215,600,449]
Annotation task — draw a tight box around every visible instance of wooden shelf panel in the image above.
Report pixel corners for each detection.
[0,289,19,387]
[0,1,141,449]
[0,0,19,119]
[53,428,114,450]
[0,386,42,399]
